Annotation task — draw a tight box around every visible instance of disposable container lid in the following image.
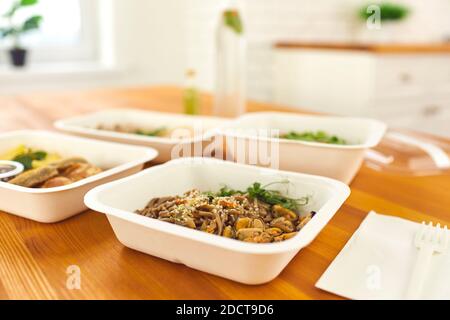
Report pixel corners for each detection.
[364,129,450,176]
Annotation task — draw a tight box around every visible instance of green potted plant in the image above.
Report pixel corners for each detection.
[0,0,42,67]
[354,2,411,43]
[358,2,410,23]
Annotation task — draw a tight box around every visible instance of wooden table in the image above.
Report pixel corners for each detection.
[1,86,449,300]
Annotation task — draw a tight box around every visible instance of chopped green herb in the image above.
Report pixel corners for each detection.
[33,151,47,160]
[205,181,308,212]
[13,150,47,170]
[280,130,347,145]
[216,186,243,197]
[246,182,308,212]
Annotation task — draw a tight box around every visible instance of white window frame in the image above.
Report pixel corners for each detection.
[1,0,99,64]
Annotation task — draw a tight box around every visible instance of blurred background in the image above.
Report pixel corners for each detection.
[1,0,450,136]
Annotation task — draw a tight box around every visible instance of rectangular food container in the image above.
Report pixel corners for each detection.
[54,109,229,163]
[84,157,350,284]
[216,112,387,184]
[0,130,158,223]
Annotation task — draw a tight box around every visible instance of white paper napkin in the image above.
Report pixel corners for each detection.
[316,211,450,300]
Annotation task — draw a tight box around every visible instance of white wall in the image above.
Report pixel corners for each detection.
[113,0,187,85]
[185,0,450,102]
[1,0,449,97]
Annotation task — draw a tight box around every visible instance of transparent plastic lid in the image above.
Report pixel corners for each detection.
[364,128,450,176]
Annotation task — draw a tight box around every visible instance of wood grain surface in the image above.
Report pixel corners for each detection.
[274,42,450,54]
[0,86,449,300]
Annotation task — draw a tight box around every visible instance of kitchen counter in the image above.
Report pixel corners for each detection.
[274,42,450,54]
[272,42,450,137]
[0,86,449,299]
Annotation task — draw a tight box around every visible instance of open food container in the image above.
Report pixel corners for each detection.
[0,130,158,223]
[54,109,229,163]
[84,157,350,284]
[216,112,387,184]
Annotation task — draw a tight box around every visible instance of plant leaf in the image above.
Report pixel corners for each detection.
[3,1,20,18]
[359,2,410,21]
[3,0,38,18]
[20,0,39,6]
[21,15,42,32]
[0,27,16,39]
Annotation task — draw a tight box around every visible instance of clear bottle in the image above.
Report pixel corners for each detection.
[214,1,246,118]
[183,69,200,115]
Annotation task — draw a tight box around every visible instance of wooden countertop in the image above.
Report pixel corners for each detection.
[274,42,450,54]
[1,86,449,300]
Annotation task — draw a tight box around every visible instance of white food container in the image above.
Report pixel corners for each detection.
[85,157,350,284]
[54,109,229,163]
[0,130,158,223]
[216,112,387,184]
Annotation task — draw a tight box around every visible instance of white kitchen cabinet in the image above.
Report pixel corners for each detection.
[273,45,450,137]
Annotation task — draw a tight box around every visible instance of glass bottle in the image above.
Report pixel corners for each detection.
[214,1,246,118]
[183,69,200,115]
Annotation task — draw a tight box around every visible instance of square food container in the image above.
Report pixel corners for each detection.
[0,130,158,223]
[216,112,387,184]
[54,109,229,163]
[84,157,350,284]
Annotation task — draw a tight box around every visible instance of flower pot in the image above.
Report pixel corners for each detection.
[9,48,28,67]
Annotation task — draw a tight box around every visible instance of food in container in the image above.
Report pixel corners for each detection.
[0,130,158,223]
[1,145,102,188]
[279,130,347,145]
[94,123,197,139]
[136,182,316,243]
[96,124,169,137]
[85,157,350,284]
[216,112,387,184]
[54,109,229,163]
[0,144,61,170]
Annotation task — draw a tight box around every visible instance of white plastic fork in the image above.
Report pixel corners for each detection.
[405,222,449,299]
